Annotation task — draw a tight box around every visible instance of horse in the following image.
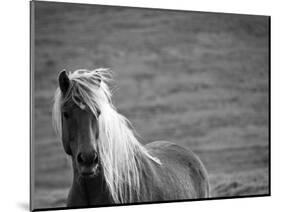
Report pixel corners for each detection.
[52,68,210,207]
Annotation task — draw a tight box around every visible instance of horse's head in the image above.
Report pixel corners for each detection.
[58,70,101,178]
[53,68,162,203]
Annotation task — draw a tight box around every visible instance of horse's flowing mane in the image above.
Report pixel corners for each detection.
[52,68,160,203]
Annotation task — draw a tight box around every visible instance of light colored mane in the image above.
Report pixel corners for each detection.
[52,68,160,203]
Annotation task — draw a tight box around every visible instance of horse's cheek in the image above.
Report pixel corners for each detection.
[63,139,72,155]
[62,128,72,155]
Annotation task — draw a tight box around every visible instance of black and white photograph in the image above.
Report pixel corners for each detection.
[30,1,270,211]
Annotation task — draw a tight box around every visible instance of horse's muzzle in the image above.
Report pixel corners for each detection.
[76,151,99,177]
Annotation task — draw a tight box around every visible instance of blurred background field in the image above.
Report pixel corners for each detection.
[32,1,269,209]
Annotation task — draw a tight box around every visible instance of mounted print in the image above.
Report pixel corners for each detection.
[30,0,270,211]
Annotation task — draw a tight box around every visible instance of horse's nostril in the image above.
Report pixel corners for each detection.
[77,152,84,164]
[77,151,98,166]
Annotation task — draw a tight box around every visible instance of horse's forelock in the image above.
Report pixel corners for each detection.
[52,69,106,138]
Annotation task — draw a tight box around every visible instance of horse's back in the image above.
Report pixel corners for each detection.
[145,141,209,199]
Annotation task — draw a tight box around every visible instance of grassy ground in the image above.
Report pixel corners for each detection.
[32,2,269,209]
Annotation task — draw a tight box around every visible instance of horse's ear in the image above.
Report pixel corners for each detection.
[58,70,70,95]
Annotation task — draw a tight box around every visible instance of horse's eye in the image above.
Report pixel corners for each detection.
[63,112,70,119]
[97,108,101,117]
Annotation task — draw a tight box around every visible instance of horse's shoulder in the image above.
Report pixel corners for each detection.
[144,140,209,198]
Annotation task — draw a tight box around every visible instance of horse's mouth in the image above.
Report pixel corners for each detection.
[81,171,95,177]
[79,164,99,178]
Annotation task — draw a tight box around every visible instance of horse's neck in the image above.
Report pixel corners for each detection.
[68,168,113,206]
